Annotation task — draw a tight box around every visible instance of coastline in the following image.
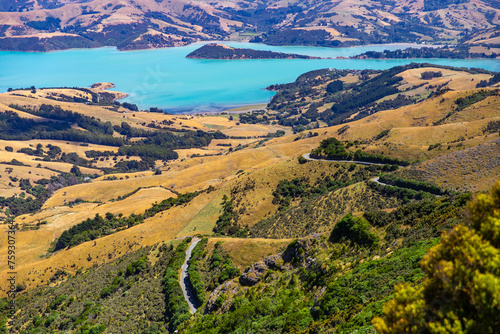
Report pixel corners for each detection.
[164,102,270,116]
[0,40,445,55]
[3,44,499,113]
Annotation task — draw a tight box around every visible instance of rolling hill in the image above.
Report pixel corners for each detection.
[0,0,499,51]
[0,64,499,332]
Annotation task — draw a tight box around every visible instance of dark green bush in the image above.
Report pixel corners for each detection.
[330,214,379,247]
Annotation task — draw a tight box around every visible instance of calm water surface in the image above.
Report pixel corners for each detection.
[1,42,499,112]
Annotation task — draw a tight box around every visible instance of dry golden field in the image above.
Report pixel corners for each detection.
[206,237,292,270]
[1,69,499,295]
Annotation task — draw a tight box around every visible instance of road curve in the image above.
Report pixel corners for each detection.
[370,176,386,186]
[304,154,442,196]
[180,237,201,314]
[302,153,406,168]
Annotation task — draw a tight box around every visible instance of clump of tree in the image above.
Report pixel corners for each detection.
[120,102,139,111]
[6,105,226,168]
[186,43,317,59]
[100,258,148,298]
[237,113,271,125]
[187,239,208,306]
[53,213,144,251]
[420,71,442,80]
[0,177,55,217]
[326,80,343,94]
[26,17,61,31]
[145,191,199,217]
[330,213,379,247]
[353,46,491,60]
[213,195,242,235]
[373,181,500,333]
[188,239,240,303]
[476,72,500,88]
[378,173,446,196]
[208,241,240,285]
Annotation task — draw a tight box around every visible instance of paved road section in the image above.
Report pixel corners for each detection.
[180,237,201,314]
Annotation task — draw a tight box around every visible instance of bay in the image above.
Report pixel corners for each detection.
[0,42,498,112]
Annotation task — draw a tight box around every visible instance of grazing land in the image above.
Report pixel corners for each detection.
[1,64,499,333]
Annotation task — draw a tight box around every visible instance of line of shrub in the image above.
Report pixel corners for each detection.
[311,137,410,166]
[378,173,446,196]
[163,238,192,332]
[187,238,208,306]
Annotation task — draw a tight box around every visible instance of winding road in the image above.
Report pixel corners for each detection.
[180,237,201,314]
[370,176,388,186]
[302,153,407,168]
[303,153,404,186]
[303,154,443,196]
[178,157,431,313]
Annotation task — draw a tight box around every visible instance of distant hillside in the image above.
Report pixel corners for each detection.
[263,63,499,133]
[0,0,499,51]
[351,45,500,59]
[186,43,320,59]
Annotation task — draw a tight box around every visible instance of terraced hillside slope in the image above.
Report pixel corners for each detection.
[0,0,499,51]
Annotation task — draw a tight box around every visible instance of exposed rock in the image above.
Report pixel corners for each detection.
[204,280,240,314]
[239,261,268,286]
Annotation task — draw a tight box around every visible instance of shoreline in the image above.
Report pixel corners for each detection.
[163,102,270,116]
[0,40,447,55]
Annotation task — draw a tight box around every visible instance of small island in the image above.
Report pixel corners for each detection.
[186,43,321,59]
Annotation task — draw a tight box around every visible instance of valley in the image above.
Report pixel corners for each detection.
[1,0,500,330]
[0,61,498,332]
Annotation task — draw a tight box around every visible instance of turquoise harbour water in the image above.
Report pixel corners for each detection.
[0,42,499,112]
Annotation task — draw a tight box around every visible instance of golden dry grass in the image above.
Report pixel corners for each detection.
[0,164,58,194]
[324,88,500,161]
[220,123,290,137]
[292,27,341,36]
[0,130,323,294]
[0,139,118,158]
[469,46,500,56]
[0,143,103,186]
[20,187,175,230]
[174,148,223,160]
[1,74,498,295]
[0,190,215,295]
[207,237,292,270]
[397,67,492,91]
[224,104,268,113]
[0,90,286,138]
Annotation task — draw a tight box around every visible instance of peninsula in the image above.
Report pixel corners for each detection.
[186,43,321,59]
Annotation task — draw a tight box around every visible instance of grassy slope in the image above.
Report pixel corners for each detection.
[207,237,292,271]
[0,67,499,296]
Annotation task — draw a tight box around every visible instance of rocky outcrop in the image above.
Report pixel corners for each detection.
[239,236,322,286]
[204,280,240,314]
